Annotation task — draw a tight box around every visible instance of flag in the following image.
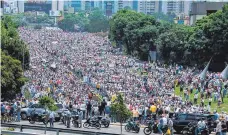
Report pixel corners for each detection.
[221,65,228,80]
[198,58,212,80]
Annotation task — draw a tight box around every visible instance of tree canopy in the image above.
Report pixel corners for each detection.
[1,50,28,100]
[58,9,109,32]
[1,16,30,70]
[109,5,228,71]
[1,16,30,100]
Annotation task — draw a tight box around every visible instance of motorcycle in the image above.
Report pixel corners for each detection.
[28,112,48,125]
[71,110,82,128]
[182,122,209,135]
[143,120,159,135]
[83,117,101,129]
[60,110,70,125]
[125,120,140,133]
[97,116,110,128]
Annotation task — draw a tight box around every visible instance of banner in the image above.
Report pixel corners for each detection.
[221,65,228,80]
[198,58,212,80]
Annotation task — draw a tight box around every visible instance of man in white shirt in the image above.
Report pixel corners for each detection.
[195,118,206,135]
[49,111,55,127]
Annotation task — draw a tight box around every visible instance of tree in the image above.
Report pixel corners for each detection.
[111,93,132,134]
[39,96,58,134]
[1,17,30,70]
[151,12,176,23]
[86,8,109,32]
[58,13,89,32]
[109,10,159,60]
[1,50,28,101]
[156,25,194,64]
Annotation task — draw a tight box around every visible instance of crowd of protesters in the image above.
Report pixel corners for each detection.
[1,27,228,134]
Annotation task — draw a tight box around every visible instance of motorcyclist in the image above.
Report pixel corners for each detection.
[158,114,168,134]
[195,118,206,135]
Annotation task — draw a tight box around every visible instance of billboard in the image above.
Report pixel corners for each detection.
[49,10,62,17]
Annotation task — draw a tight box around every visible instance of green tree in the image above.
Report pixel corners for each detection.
[156,25,194,64]
[1,50,28,100]
[111,93,132,134]
[151,12,176,23]
[39,96,58,134]
[1,17,30,69]
[58,13,89,32]
[86,8,109,32]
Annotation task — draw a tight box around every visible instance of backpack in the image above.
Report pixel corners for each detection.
[168,119,173,127]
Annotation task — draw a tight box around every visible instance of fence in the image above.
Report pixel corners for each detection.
[1,123,120,135]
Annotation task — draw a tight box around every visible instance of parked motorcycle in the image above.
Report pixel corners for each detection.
[60,110,70,125]
[182,122,209,135]
[125,120,140,133]
[83,117,101,129]
[97,116,110,128]
[28,111,48,125]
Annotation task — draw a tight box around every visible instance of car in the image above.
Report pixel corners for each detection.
[21,103,61,121]
[173,113,215,133]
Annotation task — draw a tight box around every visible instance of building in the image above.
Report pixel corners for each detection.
[138,1,159,14]
[3,0,24,14]
[162,1,191,16]
[71,0,82,12]
[24,1,51,14]
[52,0,64,11]
[189,1,228,25]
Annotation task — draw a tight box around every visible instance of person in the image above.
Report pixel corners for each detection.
[49,111,55,127]
[101,99,107,116]
[86,101,92,119]
[167,118,173,135]
[216,120,222,135]
[158,114,167,134]
[214,111,220,120]
[105,104,110,117]
[225,113,228,132]
[78,109,83,128]
[195,118,206,135]
[221,120,227,135]
[16,102,21,122]
[1,104,5,119]
[150,103,157,119]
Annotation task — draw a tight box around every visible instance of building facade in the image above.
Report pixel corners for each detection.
[162,1,191,16]
[189,1,228,25]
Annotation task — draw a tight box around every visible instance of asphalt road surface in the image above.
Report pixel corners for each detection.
[4,121,221,135]
[8,120,160,135]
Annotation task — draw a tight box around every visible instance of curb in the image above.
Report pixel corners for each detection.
[110,123,146,128]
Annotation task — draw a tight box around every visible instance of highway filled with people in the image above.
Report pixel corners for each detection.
[1,27,228,135]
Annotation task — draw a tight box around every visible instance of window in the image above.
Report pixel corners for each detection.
[186,115,196,120]
[178,114,187,120]
[30,104,38,108]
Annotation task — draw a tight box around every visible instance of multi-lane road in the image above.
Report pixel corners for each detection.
[6,120,147,135]
[3,120,220,135]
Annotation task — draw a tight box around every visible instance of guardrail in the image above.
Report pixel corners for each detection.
[1,123,120,135]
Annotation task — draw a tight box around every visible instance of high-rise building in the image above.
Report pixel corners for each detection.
[52,0,64,11]
[3,0,24,14]
[71,0,82,12]
[162,1,191,15]
[138,1,159,15]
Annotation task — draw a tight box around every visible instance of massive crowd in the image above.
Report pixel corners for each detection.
[1,27,228,134]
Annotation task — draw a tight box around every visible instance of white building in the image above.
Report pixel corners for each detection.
[162,1,191,16]
[138,1,159,14]
[3,0,24,14]
[52,0,64,11]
